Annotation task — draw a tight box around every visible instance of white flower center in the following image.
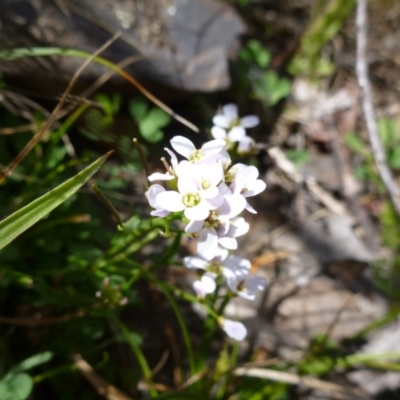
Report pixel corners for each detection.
[201,179,210,189]
[183,193,200,208]
[229,118,241,129]
[189,149,204,163]
[204,211,220,228]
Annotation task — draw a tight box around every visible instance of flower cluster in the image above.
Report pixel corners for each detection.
[147,135,265,261]
[184,248,266,300]
[211,103,259,154]
[145,108,266,341]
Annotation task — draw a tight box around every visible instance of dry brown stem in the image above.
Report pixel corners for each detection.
[356,0,400,215]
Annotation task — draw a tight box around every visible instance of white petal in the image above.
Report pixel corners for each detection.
[150,209,169,217]
[221,319,247,341]
[178,174,198,195]
[223,256,251,277]
[217,195,246,218]
[155,191,185,212]
[200,185,219,199]
[245,276,267,292]
[240,115,260,128]
[214,246,229,261]
[211,126,228,140]
[216,216,230,236]
[148,172,174,182]
[241,165,259,182]
[184,202,210,221]
[164,147,178,169]
[228,126,246,142]
[245,202,257,214]
[244,180,267,197]
[237,136,255,153]
[193,274,216,298]
[222,103,238,120]
[198,227,219,261]
[185,219,204,233]
[201,274,217,293]
[145,184,165,207]
[228,217,249,237]
[183,256,208,270]
[212,115,231,128]
[218,236,237,250]
[202,139,227,155]
[170,136,195,159]
[218,182,232,196]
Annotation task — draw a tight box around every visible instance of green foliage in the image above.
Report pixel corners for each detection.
[236,0,250,7]
[237,378,288,400]
[238,40,291,106]
[129,97,171,143]
[0,352,52,400]
[0,152,110,250]
[289,0,355,77]
[285,149,310,167]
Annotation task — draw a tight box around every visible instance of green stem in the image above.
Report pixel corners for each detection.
[113,318,158,397]
[156,277,196,376]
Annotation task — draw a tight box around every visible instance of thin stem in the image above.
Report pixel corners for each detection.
[356,0,400,215]
[113,318,158,397]
[133,138,151,178]
[92,183,125,228]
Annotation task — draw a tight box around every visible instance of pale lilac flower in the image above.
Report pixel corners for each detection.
[230,165,266,213]
[186,186,247,260]
[220,319,247,341]
[155,171,223,221]
[237,136,256,154]
[170,135,226,164]
[193,273,217,298]
[180,160,224,199]
[145,184,170,217]
[227,275,267,301]
[211,103,259,151]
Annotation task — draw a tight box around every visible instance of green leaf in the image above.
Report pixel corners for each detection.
[12,351,53,373]
[344,132,365,155]
[253,72,291,106]
[247,40,271,68]
[378,117,398,144]
[0,373,33,400]
[0,152,111,251]
[139,108,170,142]
[388,147,400,169]
[129,98,149,121]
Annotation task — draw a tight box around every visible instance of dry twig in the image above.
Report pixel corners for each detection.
[356,0,400,215]
[73,353,134,400]
[234,367,370,400]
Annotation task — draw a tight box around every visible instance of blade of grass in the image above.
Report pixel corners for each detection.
[0,151,112,250]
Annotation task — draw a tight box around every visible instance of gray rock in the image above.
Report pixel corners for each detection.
[0,0,245,92]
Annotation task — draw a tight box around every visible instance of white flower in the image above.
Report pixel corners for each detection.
[193,274,217,298]
[227,274,267,301]
[145,184,170,217]
[220,319,247,341]
[230,165,266,213]
[186,185,247,260]
[211,103,259,150]
[180,160,224,199]
[155,172,223,221]
[237,136,256,154]
[170,135,226,164]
